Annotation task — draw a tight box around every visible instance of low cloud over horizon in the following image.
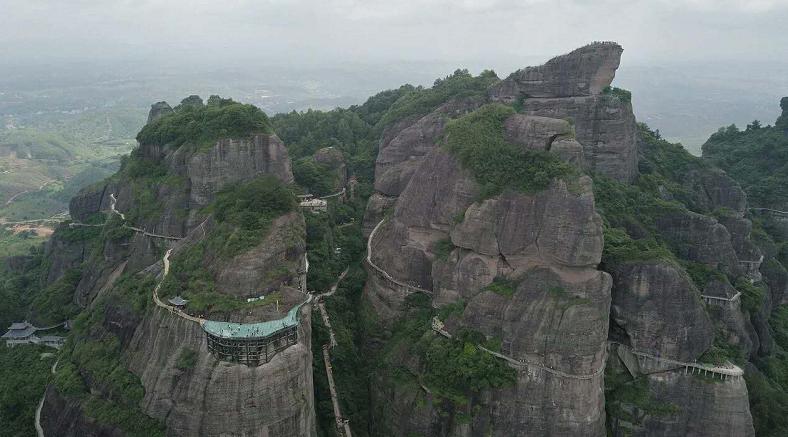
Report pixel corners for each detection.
[2,0,787,69]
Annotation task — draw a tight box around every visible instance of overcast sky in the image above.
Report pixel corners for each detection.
[2,0,788,71]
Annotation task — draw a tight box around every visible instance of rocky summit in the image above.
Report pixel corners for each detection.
[4,42,788,437]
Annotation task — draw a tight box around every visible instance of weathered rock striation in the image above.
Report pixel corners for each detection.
[127,304,315,436]
[362,42,762,437]
[490,42,637,182]
[365,98,612,434]
[41,97,317,437]
[489,42,623,100]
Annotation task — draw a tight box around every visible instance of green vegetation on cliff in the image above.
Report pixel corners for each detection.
[368,293,515,423]
[272,85,415,189]
[293,157,341,196]
[699,102,788,436]
[0,344,56,437]
[52,274,165,436]
[602,86,632,103]
[211,175,297,256]
[376,69,498,128]
[136,96,272,149]
[444,103,576,198]
[158,175,299,313]
[703,117,788,208]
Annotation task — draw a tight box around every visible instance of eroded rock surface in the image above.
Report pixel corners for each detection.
[365,116,611,434]
[489,42,623,99]
[610,262,714,361]
[127,305,316,437]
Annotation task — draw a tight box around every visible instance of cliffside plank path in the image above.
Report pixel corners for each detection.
[67,193,185,241]
[34,359,59,437]
[109,194,184,241]
[432,318,743,382]
[608,342,744,381]
[315,268,352,437]
[700,291,742,307]
[319,187,346,200]
[749,207,788,216]
[149,247,315,365]
[366,219,433,295]
[431,317,606,380]
[369,219,746,383]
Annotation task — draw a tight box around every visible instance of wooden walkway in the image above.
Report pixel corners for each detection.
[316,268,352,437]
[152,249,205,324]
[322,345,352,437]
[109,193,184,240]
[609,342,744,381]
[320,188,346,200]
[700,291,742,307]
[366,219,432,295]
[34,359,58,437]
[70,193,185,241]
[432,319,744,382]
[750,207,788,216]
[431,318,605,380]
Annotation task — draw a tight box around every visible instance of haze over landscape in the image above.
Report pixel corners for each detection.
[3,2,788,437]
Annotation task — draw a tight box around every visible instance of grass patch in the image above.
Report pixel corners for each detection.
[175,348,197,370]
[485,276,517,297]
[605,365,679,425]
[432,238,454,261]
[207,175,298,258]
[735,277,766,314]
[443,104,576,199]
[416,330,516,406]
[698,335,745,366]
[601,226,677,265]
[603,86,632,103]
[682,261,727,290]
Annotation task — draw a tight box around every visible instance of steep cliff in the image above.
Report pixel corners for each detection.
[363,100,611,435]
[598,125,758,436]
[361,43,759,437]
[363,42,638,236]
[39,96,317,437]
[701,99,788,435]
[9,44,788,437]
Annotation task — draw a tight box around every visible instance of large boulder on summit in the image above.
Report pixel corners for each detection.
[488,42,623,100]
[488,42,637,182]
[147,101,173,124]
[777,96,788,127]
